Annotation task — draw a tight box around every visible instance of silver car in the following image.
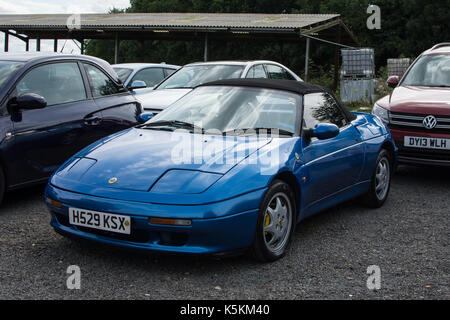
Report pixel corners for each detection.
[112,62,180,99]
[138,60,302,113]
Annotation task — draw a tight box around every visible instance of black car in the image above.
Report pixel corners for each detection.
[0,53,142,203]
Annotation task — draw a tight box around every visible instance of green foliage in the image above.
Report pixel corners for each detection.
[307,58,336,89]
[374,66,393,102]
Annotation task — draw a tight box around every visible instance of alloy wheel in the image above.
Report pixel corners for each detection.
[375,156,390,201]
[263,192,293,255]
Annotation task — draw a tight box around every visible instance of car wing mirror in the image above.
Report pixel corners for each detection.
[8,93,47,113]
[129,80,147,90]
[304,123,339,140]
[138,112,154,123]
[386,76,399,88]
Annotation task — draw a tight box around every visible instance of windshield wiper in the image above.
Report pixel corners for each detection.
[139,120,205,132]
[222,127,294,137]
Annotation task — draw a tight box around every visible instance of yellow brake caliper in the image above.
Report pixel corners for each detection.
[264,212,271,236]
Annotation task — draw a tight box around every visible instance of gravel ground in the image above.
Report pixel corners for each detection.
[0,165,448,300]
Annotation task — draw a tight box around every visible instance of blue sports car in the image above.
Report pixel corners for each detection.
[45,79,397,261]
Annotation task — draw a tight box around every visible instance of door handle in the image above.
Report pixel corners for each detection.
[84,116,101,125]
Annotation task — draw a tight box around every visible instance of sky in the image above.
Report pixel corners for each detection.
[0,0,131,53]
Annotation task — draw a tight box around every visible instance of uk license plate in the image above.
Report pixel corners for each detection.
[69,208,131,234]
[404,136,450,150]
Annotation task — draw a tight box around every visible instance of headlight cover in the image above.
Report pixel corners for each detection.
[150,170,222,194]
[372,103,390,124]
[56,157,97,180]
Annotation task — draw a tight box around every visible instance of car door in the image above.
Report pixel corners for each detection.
[6,61,105,187]
[0,104,15,187]
[82,63,141,136]
[129,67,166,94]
[299,92,364,207]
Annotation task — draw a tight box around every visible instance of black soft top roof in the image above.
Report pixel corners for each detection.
[198,78,356,120]
[198,78,325,95]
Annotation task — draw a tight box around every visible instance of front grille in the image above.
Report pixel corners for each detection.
[398,145,450,162]
[390,111,450,133]
[76,226,151,243]
[75,227,188,246]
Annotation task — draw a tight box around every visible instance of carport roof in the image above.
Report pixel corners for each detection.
[0,13,358,44]
[0,13,338,29]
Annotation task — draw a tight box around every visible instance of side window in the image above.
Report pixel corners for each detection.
[266,64,288,79]
[16,62,86,106]
[303,93,348,129]
[246,65,267,79]
[131,68,165,87]
[164,68,177,77]
[84,64,120,97]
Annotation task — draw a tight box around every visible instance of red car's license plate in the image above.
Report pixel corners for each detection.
[404,136,450,150]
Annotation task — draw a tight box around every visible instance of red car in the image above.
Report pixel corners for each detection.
[373,43,450,166]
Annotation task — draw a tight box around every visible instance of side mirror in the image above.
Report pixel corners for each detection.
[304,123,339,140]
[8,93,47,113]
[138,112,154,123]
[129,80,147,90]
[386,76,399,88]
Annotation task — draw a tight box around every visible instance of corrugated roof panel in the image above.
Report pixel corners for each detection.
[0,13,340,30]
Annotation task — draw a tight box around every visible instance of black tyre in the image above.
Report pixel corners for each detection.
[361,149,393,208]
[250,180,296,262]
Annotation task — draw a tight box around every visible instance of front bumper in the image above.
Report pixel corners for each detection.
[389,127,450,166]
[45,184,263,255]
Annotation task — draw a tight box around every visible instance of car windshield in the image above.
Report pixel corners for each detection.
[157,65,244,89]
[0,61,23,89]
[402,54,450,87]
[146,86,300,136]
[113,67,133,83]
